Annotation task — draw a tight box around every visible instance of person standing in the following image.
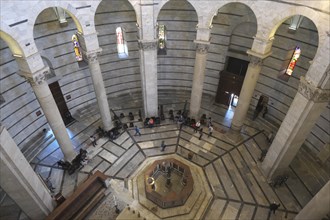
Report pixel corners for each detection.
[269,202,280,215]
[90,135,97,147]
[208,125,213,137]
[199,128,203,140]
[134,126,141,136]
[160,141,166,152]
[207,117,212,127]
[262,106,268,118]
[194,121,201,133]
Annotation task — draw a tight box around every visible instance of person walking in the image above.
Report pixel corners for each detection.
[160,141,166,152]
[90,135,97,147]
[269,202,280,215]
[208,125,213,137]
[134,126,141,136]
[199,128,203,140]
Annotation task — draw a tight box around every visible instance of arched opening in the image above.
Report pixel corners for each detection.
[33,7,94,125]
[157,0,198,101]
[209,3,257,120]
[94,0,140,99]
[253,15,318,126]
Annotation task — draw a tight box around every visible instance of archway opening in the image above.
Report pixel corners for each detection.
[157,0,198,101]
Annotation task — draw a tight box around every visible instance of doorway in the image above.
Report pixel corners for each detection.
[48,81,74,126]
[215,57,248,106]
[215,70,245,106]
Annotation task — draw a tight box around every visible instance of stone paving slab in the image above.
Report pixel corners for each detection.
[238,204,255,219]
[102,141,125,157]
[213,158,241,201]
[222,154,255,203]
[204,199,227,220]
[94,160,111,173]
[205,164,226,198]
[105,145,139,176]
[116,151,145,179]
[143,145,176,157]
[99,149,118,164]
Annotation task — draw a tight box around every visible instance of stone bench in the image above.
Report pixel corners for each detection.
[46,170,108,220]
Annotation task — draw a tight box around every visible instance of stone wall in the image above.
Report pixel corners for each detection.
[0,39,48,149]
[157,0,197,95]
[0,0,328,156]
[34,8,96,115]
[95,0,141,98]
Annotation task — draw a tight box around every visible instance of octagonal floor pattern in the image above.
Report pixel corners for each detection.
[1,96,328,220]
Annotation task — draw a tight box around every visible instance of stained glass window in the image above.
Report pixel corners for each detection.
[116,27,129,58]
[285,46,301,76]
[279,46,301,81]
[72,34,83,61]
[157,24,167,55]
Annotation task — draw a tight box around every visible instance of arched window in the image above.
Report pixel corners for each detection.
[285,46,301,76]
[279,46,301,81]
[72,34,83,61]
[116,27,129,58]
[157,24,167,55]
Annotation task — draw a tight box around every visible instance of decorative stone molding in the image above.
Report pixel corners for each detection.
[298,77,330,102]
[20,68,48,86]
[195,43,209,54]
[138,40,158,51]
[84,49,102,63]
[249,55,263,66]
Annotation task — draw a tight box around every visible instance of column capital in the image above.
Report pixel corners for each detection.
[298,76,330,102]
[20,67,49,86]
[194,40,210,54]
[248,55,263,66]
[247,49,272,67]
[138,40,158,51]
[83,48,102,63]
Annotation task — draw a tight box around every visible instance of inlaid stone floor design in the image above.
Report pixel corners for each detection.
[1,94,329,220]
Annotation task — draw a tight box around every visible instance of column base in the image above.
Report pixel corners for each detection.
[230,123,243,132]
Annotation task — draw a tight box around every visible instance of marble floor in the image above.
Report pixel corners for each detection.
[0,94,329,220]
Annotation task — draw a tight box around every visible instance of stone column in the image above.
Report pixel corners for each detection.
[231,51,265,131]
[22,68,76,161]
[138,40,158,117]
[0,126,54,219]
[189,41,210,119]
[261,77,330,179]
[294,181,330,220]
[86,50,112,131]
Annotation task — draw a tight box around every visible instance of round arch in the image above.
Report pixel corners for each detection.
[28,2,84,37]
[260,6,329,85]
[0,25,24,57]
[201,1,258,31]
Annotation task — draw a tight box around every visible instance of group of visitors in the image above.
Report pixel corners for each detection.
[192,117,214,140]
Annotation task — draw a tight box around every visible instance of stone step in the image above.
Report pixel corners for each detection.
[22,133,53,156]
[25,135,55,163]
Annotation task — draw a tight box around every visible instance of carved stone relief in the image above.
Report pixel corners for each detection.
[196,43,209,54]
[298,77,330,102]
